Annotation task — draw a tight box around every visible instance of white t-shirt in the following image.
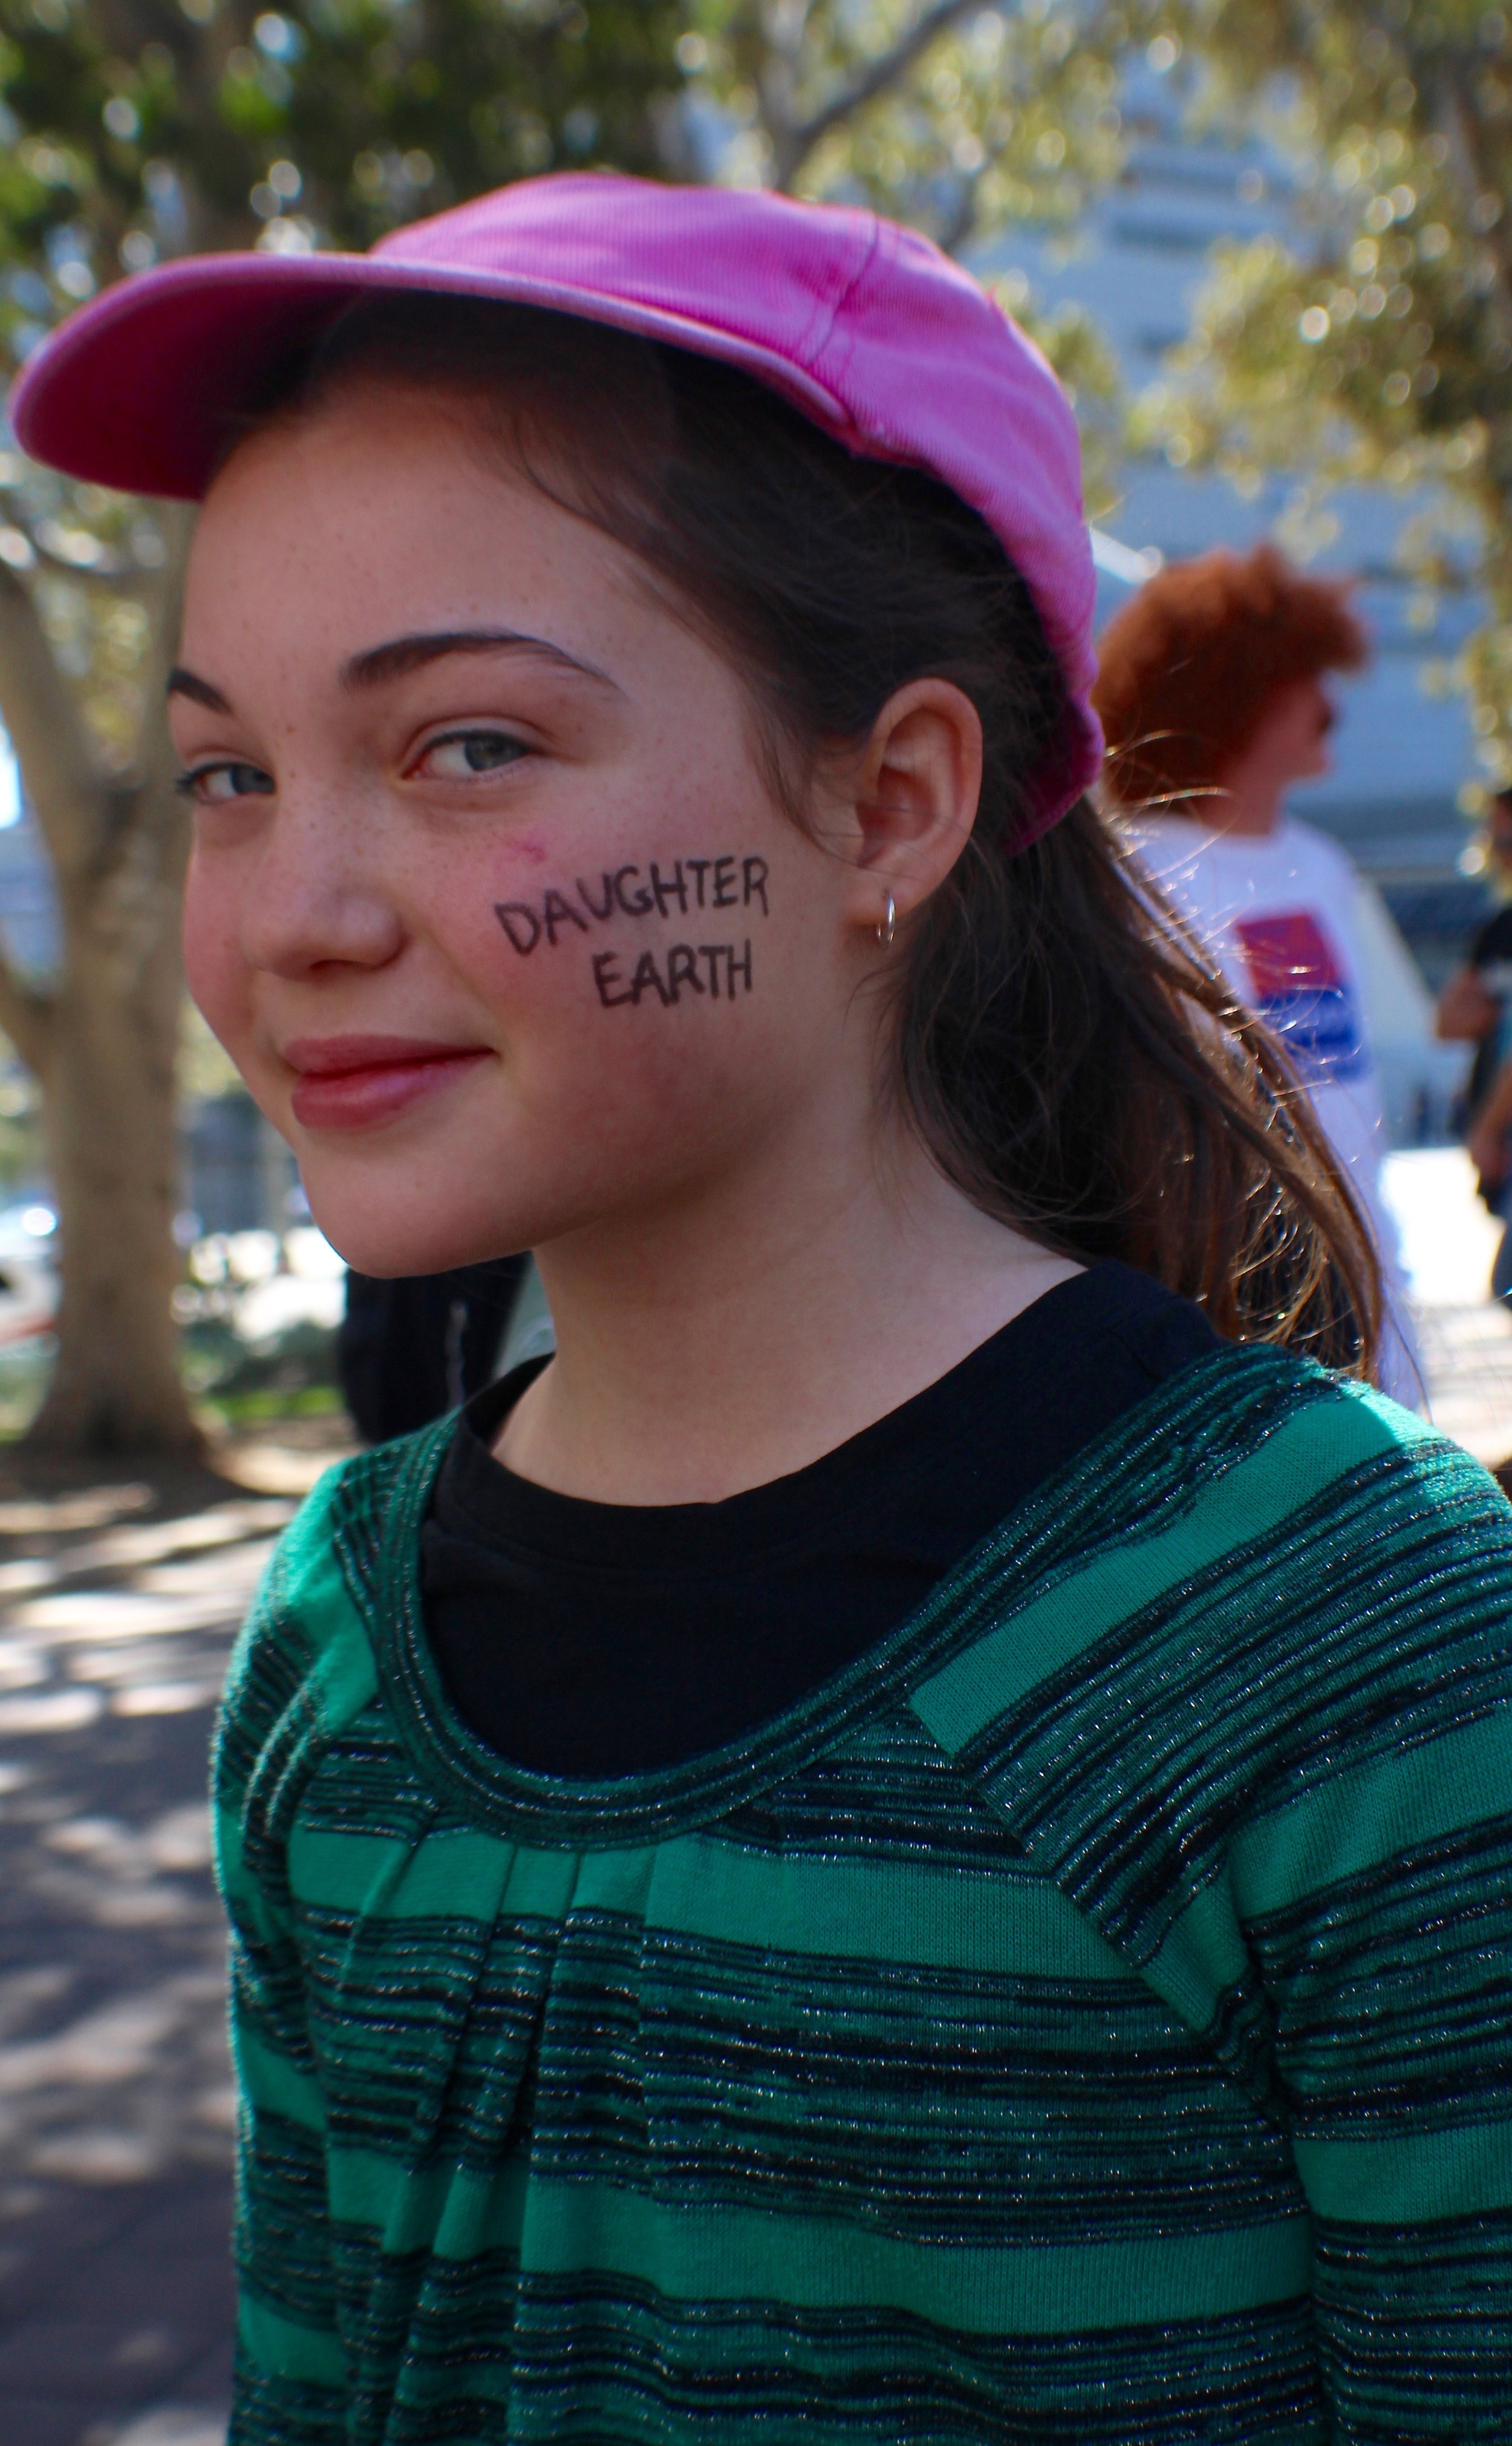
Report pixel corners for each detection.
[1130,813,1424,1407]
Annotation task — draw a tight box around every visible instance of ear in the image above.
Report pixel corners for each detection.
[830,678,983,946]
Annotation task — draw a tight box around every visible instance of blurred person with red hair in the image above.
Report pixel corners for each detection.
[1094,543,1422,1402]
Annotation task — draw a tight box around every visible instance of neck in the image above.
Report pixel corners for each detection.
[498,1099,1079,1505]
[1200,774,1283,839]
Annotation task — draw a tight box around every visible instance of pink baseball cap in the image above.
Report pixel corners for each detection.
[11,171,1101,835]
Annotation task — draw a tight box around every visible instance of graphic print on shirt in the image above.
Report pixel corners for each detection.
[1233,911,1367,1082]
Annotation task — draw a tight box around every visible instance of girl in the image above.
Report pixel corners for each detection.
[18,175,1511,2444]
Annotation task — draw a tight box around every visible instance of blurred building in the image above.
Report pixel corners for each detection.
[180,1091,302,1238]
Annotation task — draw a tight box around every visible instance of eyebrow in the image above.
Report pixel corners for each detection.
[166,666,232,713]
[341,628,618,693]
[165,628,618,716]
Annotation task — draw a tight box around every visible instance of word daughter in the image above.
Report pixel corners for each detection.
[495,852,770,1012]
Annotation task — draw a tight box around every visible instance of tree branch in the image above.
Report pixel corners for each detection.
[1429,55,1512,348]
[770,0,979,188]
[937,169,985,259]
[0,562,108,886]
[74,506,195,1002]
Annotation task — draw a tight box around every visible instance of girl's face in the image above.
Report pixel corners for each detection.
[175,386,874,1277]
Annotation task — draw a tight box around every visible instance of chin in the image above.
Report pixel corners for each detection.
[304,1186,532,1281]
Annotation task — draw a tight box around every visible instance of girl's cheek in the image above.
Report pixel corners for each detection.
[468,847,780,1027]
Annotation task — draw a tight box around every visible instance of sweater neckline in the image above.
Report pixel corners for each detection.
[437,1263,1207,1578]
[370,1339,1271,1849]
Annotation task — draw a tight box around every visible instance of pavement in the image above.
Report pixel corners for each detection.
[1381,1145,1512,1469]
[0,1440,341,2446]
[1,1156,1510,2446]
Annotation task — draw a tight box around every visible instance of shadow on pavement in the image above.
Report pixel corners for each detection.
[0,1432,351,2446]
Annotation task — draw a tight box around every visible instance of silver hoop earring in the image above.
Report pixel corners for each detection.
[876,892,896,948]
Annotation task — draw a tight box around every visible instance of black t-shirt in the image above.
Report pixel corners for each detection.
[421,1260,1220,1779]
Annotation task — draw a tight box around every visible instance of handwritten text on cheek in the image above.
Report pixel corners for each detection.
[494,853,770,1010]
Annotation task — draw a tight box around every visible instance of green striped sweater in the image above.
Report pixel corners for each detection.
[215,1346,1512,2442]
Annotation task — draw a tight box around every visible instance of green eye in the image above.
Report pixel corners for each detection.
[422,730,531,779]
[177,760,275,803]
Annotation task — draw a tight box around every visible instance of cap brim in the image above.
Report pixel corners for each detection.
[11,250,845,501]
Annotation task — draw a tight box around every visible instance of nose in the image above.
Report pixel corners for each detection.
[235,783,405,980]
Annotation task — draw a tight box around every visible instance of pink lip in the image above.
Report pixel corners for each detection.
[282,1035,491,1131]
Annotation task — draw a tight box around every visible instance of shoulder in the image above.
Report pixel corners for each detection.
[1162,1346,1498,1566]
[920,1342,1501,1718]
[214,1422,449,1816]
[907,1347,1512,1951]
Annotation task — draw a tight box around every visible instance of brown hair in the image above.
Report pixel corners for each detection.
[243,298,1380,1371]
[1092,544,1369,812]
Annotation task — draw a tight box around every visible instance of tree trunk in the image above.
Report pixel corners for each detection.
[26,889,200,1456]
[0,513,202,1457]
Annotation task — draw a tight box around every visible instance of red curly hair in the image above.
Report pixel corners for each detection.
[1092,543,1369,810]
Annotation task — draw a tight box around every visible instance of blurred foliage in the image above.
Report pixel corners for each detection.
[0,0,685,301]
[685,2,1127,252]
[1144,0,1512,791]
[0,1,1149,344]
[180,1309,337,1408]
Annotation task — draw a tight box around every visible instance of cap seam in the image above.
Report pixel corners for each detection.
[797,212,883,419]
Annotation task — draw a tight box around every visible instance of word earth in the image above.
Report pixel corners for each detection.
[495,854,770,956]
[593,941,753,1008]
